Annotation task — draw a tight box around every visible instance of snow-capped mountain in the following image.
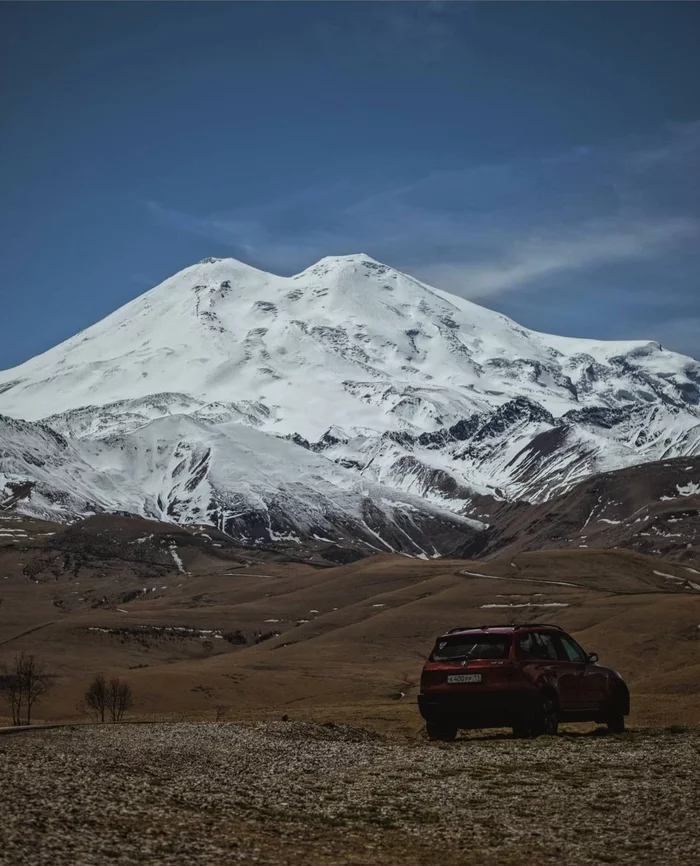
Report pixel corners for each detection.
[1,253,699,548]
[2,254,699,431]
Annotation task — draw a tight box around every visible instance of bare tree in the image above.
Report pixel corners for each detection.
[21,654,53,725]
[0,662,22,726]
[214,704,228,722]
[0,653,53,725]
[106,677,133,722]
[82,673,108,723]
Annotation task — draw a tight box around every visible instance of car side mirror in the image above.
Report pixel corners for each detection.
[587,652,599,664]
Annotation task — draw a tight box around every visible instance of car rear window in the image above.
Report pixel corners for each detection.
[432,634,512,661]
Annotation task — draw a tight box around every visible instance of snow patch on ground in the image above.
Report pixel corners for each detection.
[461,570,581,588]
[653,570,684,581]
[479,602,569,609]
[661,481,700,500]
[169,545,185,573]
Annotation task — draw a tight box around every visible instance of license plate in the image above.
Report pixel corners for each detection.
[447,673,482,684]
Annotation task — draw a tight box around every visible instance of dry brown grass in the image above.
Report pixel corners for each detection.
[2,524,700,730]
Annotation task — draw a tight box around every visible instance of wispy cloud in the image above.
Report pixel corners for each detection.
[148,122,699,276]
[146,200,261,252]
[145,121,700,357]
[628,120,700,169]
[414,217,698,298]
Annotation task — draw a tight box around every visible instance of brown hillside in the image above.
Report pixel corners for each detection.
[2,514,699,730]
[461,455,700,563]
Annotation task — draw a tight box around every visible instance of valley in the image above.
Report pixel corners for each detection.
[1,512,699,729]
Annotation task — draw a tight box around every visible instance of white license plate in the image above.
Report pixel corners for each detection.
[447,673,482,684]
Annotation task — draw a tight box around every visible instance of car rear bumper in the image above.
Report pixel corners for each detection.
[418,690,536,728]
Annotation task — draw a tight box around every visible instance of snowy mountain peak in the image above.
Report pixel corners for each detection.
[1,253,698,434]
[293,253,392,286]
[1,253,700,549]
[172,255,272,285]
[303,252,384,269]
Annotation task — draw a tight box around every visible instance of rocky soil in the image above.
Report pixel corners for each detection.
[1,722,698,865]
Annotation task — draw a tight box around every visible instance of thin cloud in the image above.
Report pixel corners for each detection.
[415,217,699,298]
[629,120,700,169]
[145,200,260,252]
[145,122,700,308]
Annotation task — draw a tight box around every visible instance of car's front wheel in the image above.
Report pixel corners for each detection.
[531,694,559,736]
[426,719,458,741]
[605,686,628,733]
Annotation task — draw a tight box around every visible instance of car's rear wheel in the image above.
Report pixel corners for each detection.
[531,694,559,736]
[426,719,458,741]
[606,711,625,734]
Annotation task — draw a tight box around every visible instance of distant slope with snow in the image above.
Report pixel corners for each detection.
[0,413,481,556]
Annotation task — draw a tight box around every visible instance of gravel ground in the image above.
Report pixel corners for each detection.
[1,722,699,866]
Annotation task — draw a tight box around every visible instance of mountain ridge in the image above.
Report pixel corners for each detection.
[1,253,699,550]
[2,254,698,427]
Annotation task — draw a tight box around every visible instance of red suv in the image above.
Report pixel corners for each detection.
[418,624,629,740]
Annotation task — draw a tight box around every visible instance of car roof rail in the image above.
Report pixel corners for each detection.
[446,625,482,633]
[445,624,513,633]
[443,623,564,635]
[513,623,564,630]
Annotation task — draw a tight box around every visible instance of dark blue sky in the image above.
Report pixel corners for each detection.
[2,1,699,368]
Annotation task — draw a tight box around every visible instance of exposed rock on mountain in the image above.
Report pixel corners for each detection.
[456,455,700,566]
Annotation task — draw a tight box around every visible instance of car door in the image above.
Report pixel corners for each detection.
[555,633,607,710]
[564,634,609,708]
[533,630,586,712]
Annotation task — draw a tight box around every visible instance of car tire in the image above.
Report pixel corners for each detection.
[426,720,458,741]
[531,694,559,736]
[606,712,625,734]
